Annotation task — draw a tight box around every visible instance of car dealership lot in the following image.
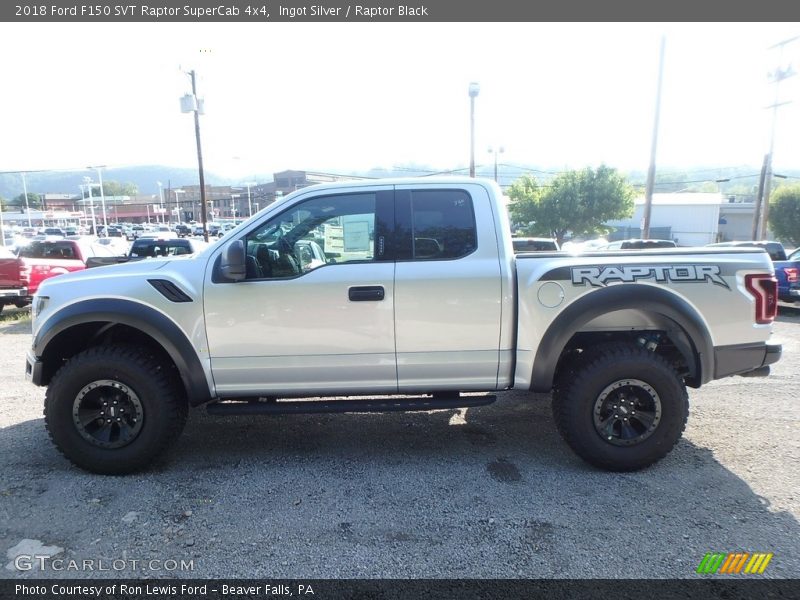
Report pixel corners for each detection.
[1,309,798,579]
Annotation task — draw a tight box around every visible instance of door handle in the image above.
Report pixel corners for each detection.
[348,286,385,302]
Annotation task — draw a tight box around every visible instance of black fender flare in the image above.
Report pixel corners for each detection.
[34,298,212,405]
[530,284,715,392]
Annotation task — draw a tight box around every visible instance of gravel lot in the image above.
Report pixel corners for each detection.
[1,307,798,579]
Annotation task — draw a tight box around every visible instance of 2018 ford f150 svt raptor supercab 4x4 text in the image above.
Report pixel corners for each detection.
[25,178,781,474]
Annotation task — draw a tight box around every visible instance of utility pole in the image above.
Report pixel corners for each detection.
[751,154,769,240]
[642,36,666,240]
[756,35,797,240]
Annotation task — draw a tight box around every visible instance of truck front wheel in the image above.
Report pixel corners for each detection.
[552,343,688,471]
[44,345,188,474]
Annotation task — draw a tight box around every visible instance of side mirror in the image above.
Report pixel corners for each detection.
[220,240,246,282]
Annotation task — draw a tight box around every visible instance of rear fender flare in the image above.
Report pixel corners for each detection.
[530,284,714,392]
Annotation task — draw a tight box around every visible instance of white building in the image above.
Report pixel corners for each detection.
[606,193,768,247]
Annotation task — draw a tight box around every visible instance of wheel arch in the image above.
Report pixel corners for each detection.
[530,284,714,393]
[34,299,212,406]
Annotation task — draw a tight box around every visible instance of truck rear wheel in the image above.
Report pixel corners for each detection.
[552,343,688,471]
[44,345,188,474]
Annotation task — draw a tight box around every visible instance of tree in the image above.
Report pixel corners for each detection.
[81,181,138,199]
[103,181,138,196]
[768,184,800,247]
[508,165,635,245]
[10,192,42,210]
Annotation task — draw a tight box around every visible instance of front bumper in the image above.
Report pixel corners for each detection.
[25,350,45,386]
[0,288,28,299]
[714,342,782,379]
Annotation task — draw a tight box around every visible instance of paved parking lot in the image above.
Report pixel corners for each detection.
[1,308,798,579]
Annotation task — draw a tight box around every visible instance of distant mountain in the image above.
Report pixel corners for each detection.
[0,165,234,199]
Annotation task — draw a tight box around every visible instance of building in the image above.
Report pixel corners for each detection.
[166,170,371,222]
[605,193,772,246]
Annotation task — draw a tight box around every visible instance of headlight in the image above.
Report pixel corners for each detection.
[33,295,49,319]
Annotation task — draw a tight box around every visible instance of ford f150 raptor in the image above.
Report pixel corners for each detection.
[25,178,781,474]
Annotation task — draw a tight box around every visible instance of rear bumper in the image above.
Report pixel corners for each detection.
[25,350,45,386]
[714,342,782,379]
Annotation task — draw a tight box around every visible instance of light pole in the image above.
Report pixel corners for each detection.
[230,194,241,220]
[243,181,255,217]
[488,146,504,182]
[468,82,480,178]
[87,166,108,236]
[174,189,185,221]
[157,181,165,224]
[21,172,32,227]
[82,177,98,237]
[181,69,209,242]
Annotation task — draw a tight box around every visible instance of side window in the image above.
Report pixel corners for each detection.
[245,193,377,280]
[409,190,477,260]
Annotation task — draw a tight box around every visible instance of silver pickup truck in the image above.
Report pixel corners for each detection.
[25,178,781,474]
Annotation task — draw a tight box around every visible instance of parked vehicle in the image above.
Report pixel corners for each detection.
[85,237,209,268]
[27,178,780,474]
[0,247,27,313]
[511,237,560,252]
[174,224,192,238]
[0,238,118,310]
[707,240,799,302]
[602,239,677,250]
[42,227,66,238]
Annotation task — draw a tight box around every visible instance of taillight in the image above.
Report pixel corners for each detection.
[18,263,31,284]
[785,267,799,283]
[745,274,778,324]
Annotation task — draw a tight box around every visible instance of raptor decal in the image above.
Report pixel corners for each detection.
[571,265,730,290]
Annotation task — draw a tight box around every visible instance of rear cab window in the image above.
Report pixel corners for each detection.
[395,189,477,261]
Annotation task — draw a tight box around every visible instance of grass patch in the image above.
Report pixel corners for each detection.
[0,307,31,324]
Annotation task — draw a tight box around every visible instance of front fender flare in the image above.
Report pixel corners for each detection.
[34,298,212,405]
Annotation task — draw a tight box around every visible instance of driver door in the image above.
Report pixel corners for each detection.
[204,188,397,397]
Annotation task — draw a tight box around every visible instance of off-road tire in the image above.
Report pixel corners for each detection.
[44,345,188,474]
[552,343,689,472]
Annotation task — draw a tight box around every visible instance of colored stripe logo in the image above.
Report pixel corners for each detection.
[696,552,773,574]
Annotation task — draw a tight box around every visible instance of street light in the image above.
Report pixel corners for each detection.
[230,193,240,219]
[21,172,32,227]
[242,181,256,217]
[181,69,209,242]
[157,181,165,224]
[488,146,504,182]
[468,82,480,178]
[174,189,185,221]
[82,177,98,237]
[87,165,108,236]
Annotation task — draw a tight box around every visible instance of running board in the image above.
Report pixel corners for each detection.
[206,394,497,416]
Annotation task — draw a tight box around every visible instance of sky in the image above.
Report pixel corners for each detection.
[1,22,799,182]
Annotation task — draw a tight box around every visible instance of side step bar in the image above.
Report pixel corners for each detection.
[206,394,497,416]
